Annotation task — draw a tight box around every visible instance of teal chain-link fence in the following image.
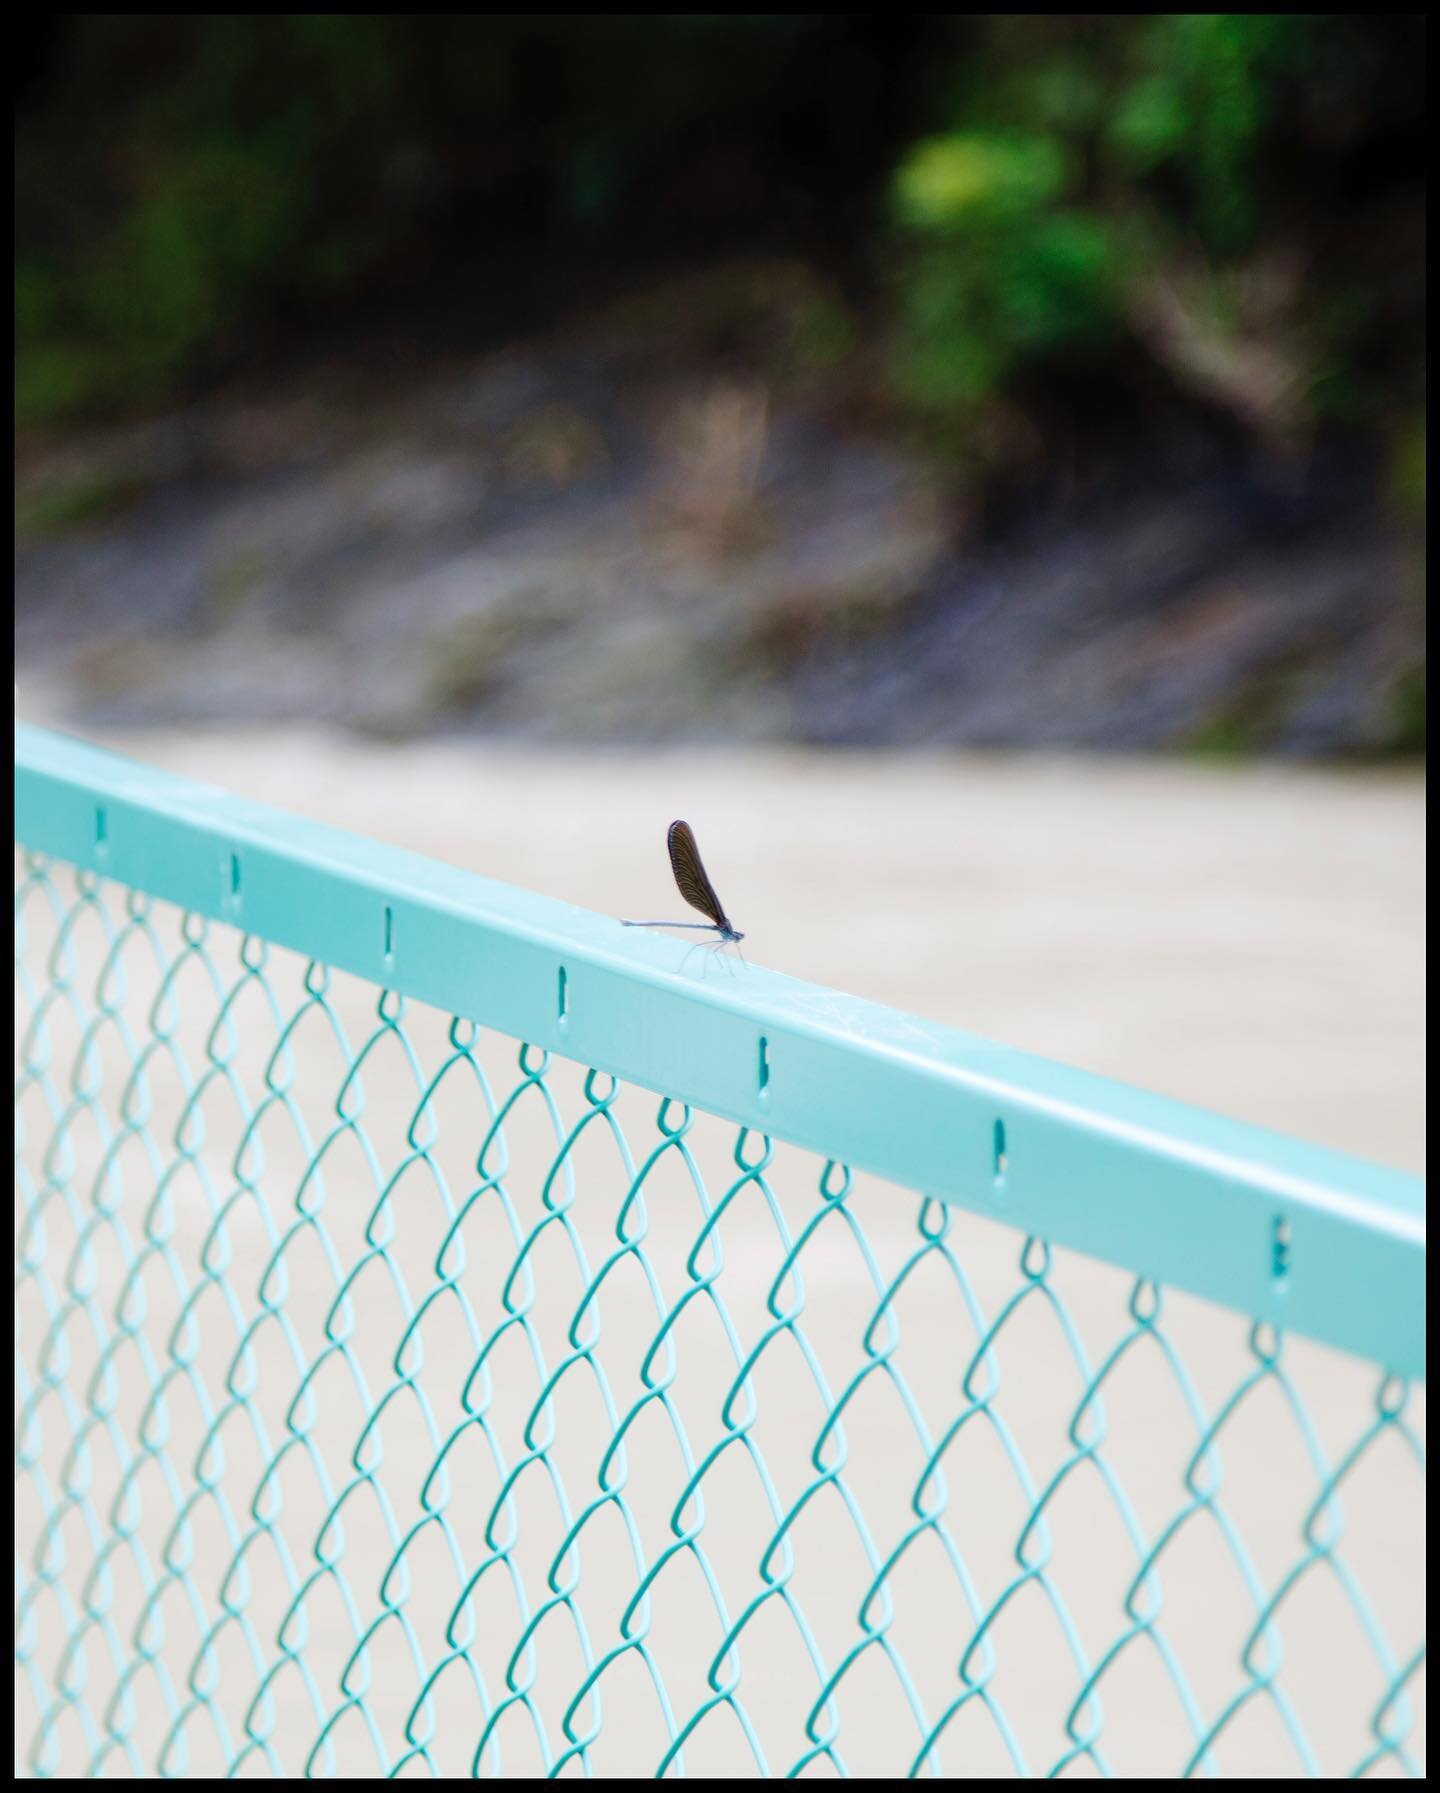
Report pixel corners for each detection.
[14,728,1425,1778]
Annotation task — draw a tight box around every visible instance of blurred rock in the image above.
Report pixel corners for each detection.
[14,264,1421,756]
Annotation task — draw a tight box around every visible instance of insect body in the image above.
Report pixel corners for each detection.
[621,820,745,943]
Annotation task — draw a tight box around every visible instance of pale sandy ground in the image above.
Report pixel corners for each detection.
[14,722,1426,1778]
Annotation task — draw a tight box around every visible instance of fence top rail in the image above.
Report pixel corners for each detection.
[14,722,1425,1376]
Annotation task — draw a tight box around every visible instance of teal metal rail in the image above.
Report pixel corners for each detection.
[14,723,1425,1777]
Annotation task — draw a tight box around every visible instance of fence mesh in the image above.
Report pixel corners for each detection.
[14,851,1426,1778]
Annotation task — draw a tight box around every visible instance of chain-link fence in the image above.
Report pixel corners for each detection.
[15,726,1425,1777]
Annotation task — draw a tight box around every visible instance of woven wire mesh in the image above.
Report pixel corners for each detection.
[14,852,1426,1778]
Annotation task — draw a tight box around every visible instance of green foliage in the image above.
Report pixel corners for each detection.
[14,470,147,543]
[1385,666,1427,757]
[15,16,821,424]
[893,130,1119,414]
[1387,414,1427,530]
[14,13,1424,469]
[889,15,1423,451]
[1106,13,1295,249]
[16,17,413,421]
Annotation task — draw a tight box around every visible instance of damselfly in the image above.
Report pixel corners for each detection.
[622,820,745,945]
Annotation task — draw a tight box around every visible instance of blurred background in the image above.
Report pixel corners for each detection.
[13,15,1425,1163]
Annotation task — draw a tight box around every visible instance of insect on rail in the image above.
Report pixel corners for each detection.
[621,819,745,944]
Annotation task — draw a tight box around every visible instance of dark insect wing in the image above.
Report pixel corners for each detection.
[619,819,743,943]
[667,820,731,931]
